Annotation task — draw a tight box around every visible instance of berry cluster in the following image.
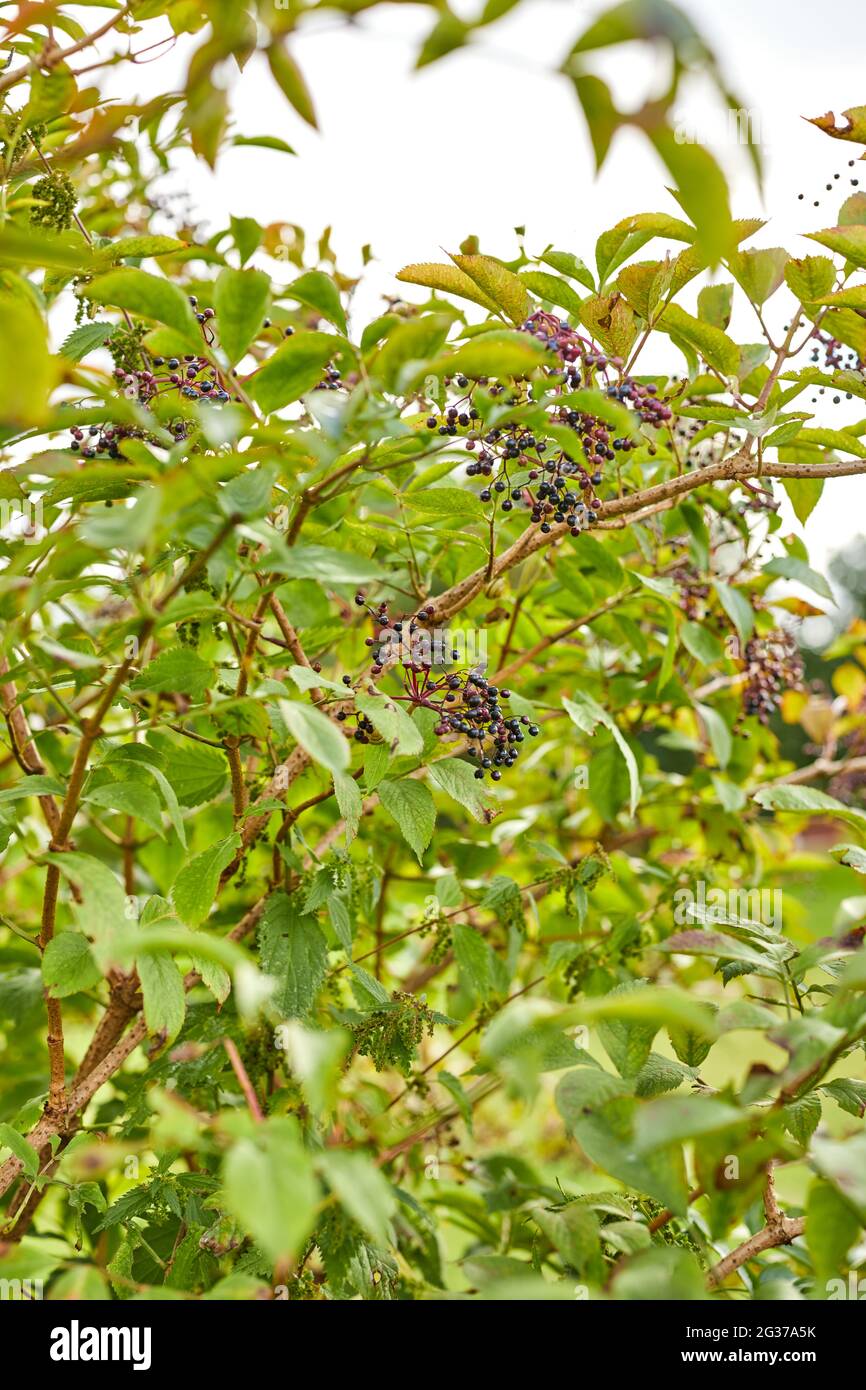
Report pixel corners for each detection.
[341,595,540,781]
[425,310,674,533]
[313,361,343,391]
[673,565,711,620]
[741,629,804,723]
[69,299,237,458]
[808,328,863,375]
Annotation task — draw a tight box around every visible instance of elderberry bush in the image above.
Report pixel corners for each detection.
[4,0,866,1317]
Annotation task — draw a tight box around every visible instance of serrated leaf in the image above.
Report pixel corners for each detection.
[784,255,836,304]
[59,321,113,362]
[171,834,241,925]
[396,261,499,313]
[43,932,102,999]
[130,647,212,703]
[450,253,532,325]
[806,225,866,270]
[659,303,739,376]
[138,951,186,1039]
[377,778,435,863]
[429,331,547,380]
[259,891,328,1019]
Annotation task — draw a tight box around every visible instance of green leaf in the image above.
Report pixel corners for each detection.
[659,303,739,376]
[806,1179,861,1285]
[222,1117,318,1262]
[371,314,452,389]
[754,785,866,836]
[782,476,824,524]
[519,269,584,318]
[0,1123,39,1179]
[579,293,637,359]
[784,255,836,304]
[43,851,126,944]
[556,1068,689,1215]
[333,771,362,843]
[715,581,754,643]
[401,487,485,520]
[781,1092,822,1147]
[138,950,186,1039]
[130,647,212,703]
[430,331,547,380]
[696,703,732,770]
[0,295,58,427]
[84,269,201,347]
[532,1201,602,1279]
[43,932,102,998]
[651,130,734,266]
[452,923,494,1000]
[271,543,382,584]
[428,757,497,823]
[59,321,113,362]
[681,621,723,666]
[171,834,241,926]
[730,248,789,305]
[634,1095,744,1150]
[811,1131,866,1221]
[284,271,347,335]
[317,1151,395,1247]
[250,331,336,412]
[153,738,227,807]
[213,267,270,365]
[0,775,65,804]
[355,692,423,757]
[377,778,436,863]
[259,891,329,1019]
[98,235,189,263]
[82,781,165,836]
[563,693,640,815]
[267,42,317,128]
[830,843,866,875]
[697,282,733,329]
[232,135,295,156]
[763,554,834,603]
[596,983,659,1078]
[280,700,349,775]
[540,249,595,291]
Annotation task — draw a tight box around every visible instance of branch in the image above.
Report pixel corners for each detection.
[0,5,131,99]
[706,1165,805,1289]
[424,453,866,624]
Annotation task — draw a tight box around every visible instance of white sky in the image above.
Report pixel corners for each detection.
[102,1,866,583]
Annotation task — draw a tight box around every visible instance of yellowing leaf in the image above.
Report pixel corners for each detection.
[449,253,533,325]
[396,261,498,313]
